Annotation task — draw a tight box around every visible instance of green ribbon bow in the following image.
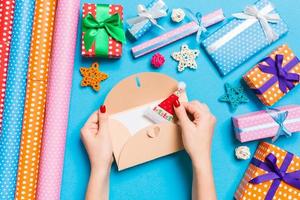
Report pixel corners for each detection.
[82,6,126,57]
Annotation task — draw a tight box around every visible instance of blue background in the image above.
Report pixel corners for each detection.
[60,0,300,199]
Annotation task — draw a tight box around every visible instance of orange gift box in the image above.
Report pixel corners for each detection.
[244,44,300,106]
[235,142,300,200]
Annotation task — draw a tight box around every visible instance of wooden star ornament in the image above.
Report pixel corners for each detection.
[219,83,249,111]
[172,44,200,72]
[80,62,108,91]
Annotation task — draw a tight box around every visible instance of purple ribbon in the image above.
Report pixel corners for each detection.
[254,54,300,94]
[249,152,300,200]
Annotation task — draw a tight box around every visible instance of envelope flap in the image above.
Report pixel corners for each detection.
[117,123,183,170]
[108,119,131,165]
[104,72,179,114]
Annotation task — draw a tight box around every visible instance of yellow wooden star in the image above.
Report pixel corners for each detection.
[80,62,108,91]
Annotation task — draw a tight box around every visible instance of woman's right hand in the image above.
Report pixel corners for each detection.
[174,100,216,167]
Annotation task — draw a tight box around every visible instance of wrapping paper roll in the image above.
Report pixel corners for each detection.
[0,0,36,199]
[15,0,57,199]
[36,0,80,198]
[0,0,15,130]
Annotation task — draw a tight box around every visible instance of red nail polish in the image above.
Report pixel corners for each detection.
[100,105,106,113]
[173,100,180,108]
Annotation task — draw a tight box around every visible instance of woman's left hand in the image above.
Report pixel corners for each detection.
[81,105,113,171]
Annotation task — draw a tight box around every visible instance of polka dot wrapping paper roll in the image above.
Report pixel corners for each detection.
[36,0,80,199]
[244,44,300,106]
[235,142,300,200]
[0,0,36,199]
[14,0,57,199]
[0,0,15,131]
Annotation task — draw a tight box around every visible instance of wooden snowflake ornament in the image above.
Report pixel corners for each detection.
[80,62,108,91]
[172,44,200,72]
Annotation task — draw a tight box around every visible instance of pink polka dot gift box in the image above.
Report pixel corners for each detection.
[235,142,300,200]
[81,3,126,58]
[232,105,300,143]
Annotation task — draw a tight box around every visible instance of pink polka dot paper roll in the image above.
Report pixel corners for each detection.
[233,105,300,143]
[36,0,80,199]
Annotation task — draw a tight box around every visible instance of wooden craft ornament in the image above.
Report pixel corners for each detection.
[80,62,108,91]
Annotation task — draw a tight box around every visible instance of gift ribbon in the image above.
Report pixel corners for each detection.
[266,108,300,142]
[257,54,300,94]
[232,5,280,43]
[250,152,300,200]
[207,3,278,53]
[184,9,208,43]
[127,0,167,33]
[82,4,125,57]
[254,55,300,94]
[236,107,300,142]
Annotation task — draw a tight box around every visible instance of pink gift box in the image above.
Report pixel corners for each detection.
[233,105,300,143]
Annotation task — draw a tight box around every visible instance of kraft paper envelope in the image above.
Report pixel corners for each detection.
[104,72,188,170]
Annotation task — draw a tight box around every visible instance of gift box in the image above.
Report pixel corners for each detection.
[235,142,300,200]
[202,0,288,76]
[132,9,225,58]
[233,105,300,143]
[127,0,168,40]
[81,3,126,58]
[244,44,300,106]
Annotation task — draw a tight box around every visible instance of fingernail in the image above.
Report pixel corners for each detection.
[173,99,180,108]
[100,105,106,113]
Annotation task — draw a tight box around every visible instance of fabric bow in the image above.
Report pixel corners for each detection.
[258,54,300,94]
[265,108,300,142]
[250,152,300,200]
[184,9,208,43]
[232,5,280,43]
[83,13,126,52]
[126,0,167,30]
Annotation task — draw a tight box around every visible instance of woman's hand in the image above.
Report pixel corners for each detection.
[81,105,112,200]
[81,105,113,171]
[174,100,216,167]
[174,100,217,200]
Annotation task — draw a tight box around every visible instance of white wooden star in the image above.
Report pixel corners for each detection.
[171,44,200,72]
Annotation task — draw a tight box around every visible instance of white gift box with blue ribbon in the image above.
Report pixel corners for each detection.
[202,0,288,76]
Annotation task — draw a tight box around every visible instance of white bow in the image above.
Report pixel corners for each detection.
[127,0,167,31]
[232,5,280,43]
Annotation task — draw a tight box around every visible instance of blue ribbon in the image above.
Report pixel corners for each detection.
[184,8,208,43]
[266,108,300,142]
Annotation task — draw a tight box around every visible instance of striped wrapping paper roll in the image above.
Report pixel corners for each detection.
[0,0,15,130]
[36,0,80,199]
[15,0,57,199]
[0,0,36,199]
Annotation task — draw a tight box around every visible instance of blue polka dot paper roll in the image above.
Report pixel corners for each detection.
[0,0,35,199]
[202,0,288,76]
[126,0,168,40]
